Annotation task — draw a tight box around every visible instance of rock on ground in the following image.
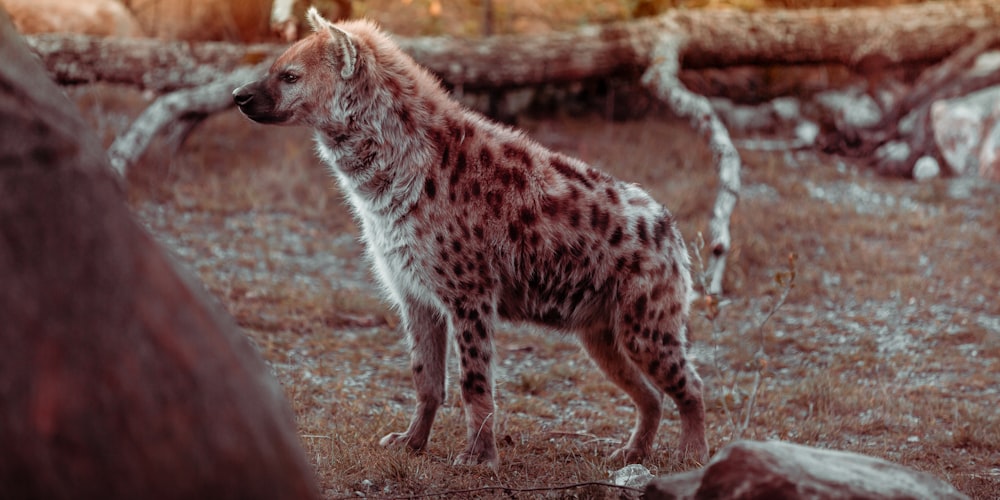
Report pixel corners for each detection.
[931,85,1000,180]
[645,440,969,500]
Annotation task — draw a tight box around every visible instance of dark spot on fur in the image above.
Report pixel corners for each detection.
[568,209,581,228]
[414,364,424,374]
[520,208,537,226]
[473,225,484,239]
[636,217,648,244]
[462,330,472,343]
[503,143,533,169]
[551,156,594,190]
[630,252,642,273]
[605,187,620,205]
[616,256,627,271]
[541,195,562,217]
[649,359,661,374]
[450,151,467,187]
[590,204,610,232]
[468,346,479,359]
[486,191,503,210]
[663,333,678,346]
[470,181,481,197]
[634,295,648,319]
[452,240,462,252]
[480,146,493,167]
[475,320,488,338]
[670,377,687,393]
[609,226,624,246]
[396,105,414,134]
[569,287,587,310]
[627,339,639,353]
[653,213,670,248]
[453,263,465,277]
[508,223,520,242]
[424,178,436,199]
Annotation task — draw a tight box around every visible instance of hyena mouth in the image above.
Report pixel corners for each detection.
[232,84,291,124]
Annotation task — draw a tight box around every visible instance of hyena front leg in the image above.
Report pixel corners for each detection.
[580,324,664,464]
[380,298,448,452]
[449,298,498,468]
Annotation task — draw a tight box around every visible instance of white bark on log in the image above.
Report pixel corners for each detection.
[107,63,268,176]
[642,33,740,295]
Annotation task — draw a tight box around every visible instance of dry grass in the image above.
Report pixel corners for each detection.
[72,66,1000,498]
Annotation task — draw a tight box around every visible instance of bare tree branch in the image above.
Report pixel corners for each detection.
[643,33,741,295]
[107,62,268,175]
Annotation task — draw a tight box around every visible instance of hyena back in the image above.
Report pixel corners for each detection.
[233,8,708,469]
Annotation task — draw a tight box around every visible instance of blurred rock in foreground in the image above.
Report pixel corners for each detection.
[645,440,968,500]
[0,7,318,500]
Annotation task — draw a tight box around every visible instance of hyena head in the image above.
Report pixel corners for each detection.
[233,8,359,127]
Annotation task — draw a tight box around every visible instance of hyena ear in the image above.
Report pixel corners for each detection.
[306,7,357,79]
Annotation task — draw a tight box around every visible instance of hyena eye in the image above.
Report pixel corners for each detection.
[279,72,299,84]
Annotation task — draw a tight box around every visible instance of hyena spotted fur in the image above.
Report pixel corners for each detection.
[233,8,708,468]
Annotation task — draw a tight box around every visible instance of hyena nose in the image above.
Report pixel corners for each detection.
[232,87,254,106]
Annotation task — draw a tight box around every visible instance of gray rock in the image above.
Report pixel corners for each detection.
[913,156,941,182]
[611,463,654,488]
[931,85,1000,177]
[645,440,968,500]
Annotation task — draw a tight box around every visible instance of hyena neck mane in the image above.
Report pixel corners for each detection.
[313,20,455,215]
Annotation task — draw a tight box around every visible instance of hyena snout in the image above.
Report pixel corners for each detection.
[232,82,288,124]
[232,84,255,106]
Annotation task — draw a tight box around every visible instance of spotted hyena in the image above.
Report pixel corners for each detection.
[233,8,708,468]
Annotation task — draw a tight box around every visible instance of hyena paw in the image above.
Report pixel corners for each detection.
[454,445,499,470]
[679,435,710,465]
[379,432,425,452]
[609,445,650,465]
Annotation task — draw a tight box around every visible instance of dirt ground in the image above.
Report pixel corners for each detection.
[73,83,1000,498]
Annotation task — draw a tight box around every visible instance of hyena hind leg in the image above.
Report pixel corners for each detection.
[623,320,709,465]
[580,325,664,464]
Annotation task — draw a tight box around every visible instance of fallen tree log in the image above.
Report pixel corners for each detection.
[24,0,1000,91]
